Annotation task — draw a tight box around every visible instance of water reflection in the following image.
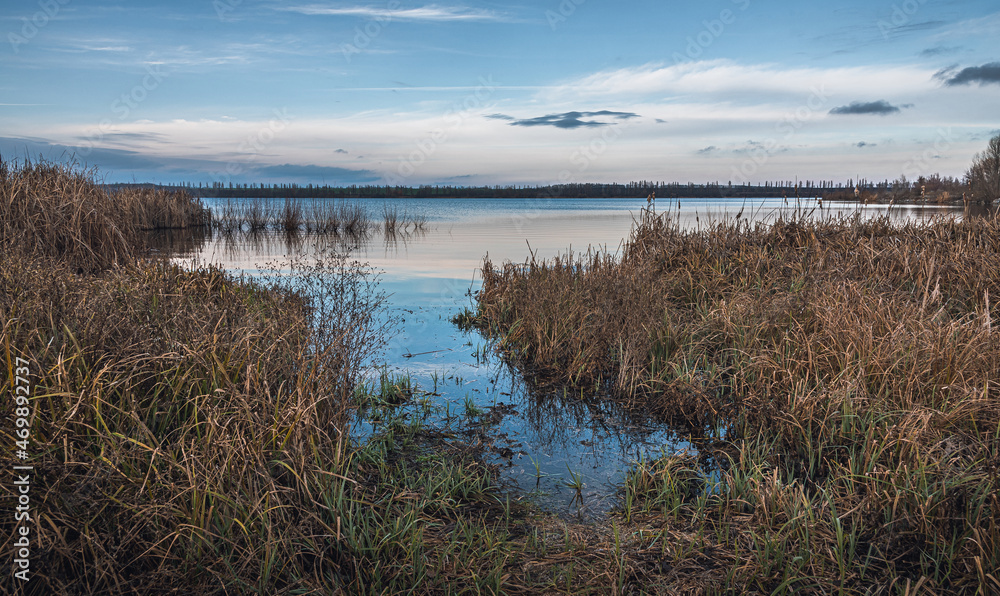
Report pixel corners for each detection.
[144,226,211,257]
[162,197,976,518]
[502,373,696,517]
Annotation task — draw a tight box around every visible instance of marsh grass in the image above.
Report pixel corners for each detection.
[212,198,427,247]
[0,158,532,594]
[381,203,427,240]
[12,153,998,592]
[1,248,395,590]
[279,197,304,232]
[0,249,531,593]
[0,157,208,271]
[0,252,528,594]
[245,197,273,232]
[473,205,1000,592]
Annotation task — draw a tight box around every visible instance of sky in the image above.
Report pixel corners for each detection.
[1,0,998,186]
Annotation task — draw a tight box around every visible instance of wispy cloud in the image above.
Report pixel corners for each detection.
[919,45,962,57]
[280,4,507,22]
[488,110,638,129]
[52,44,133,54]
[255,163,378,182]
[933,11,1000,40]
[829,100,910,116]
[80,131,168,143]
[540,60,939,101]
[732,140,788,155]
[879,20,948,40]
[329,84,540,92]
[144,45,253,67]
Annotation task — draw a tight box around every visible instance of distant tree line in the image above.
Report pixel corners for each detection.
[152,179,902,200]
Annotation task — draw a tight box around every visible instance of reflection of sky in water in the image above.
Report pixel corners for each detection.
[196,197,963,283]
[184,197,966,517]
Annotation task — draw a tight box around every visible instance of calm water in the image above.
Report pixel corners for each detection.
[178,197,965,517]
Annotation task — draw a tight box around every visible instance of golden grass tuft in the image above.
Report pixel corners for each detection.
[0,156,208,272]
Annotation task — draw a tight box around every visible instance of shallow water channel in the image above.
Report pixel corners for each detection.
[174,197,963,518]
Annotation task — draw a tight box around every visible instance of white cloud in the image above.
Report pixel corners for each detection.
[13,56,991,185]
[280,4,507,22]
[141,46,253,67]
[540,60,940,102]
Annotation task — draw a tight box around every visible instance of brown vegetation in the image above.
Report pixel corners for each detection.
[967,134,1000,204]
[474,206,1000,592]
[211,196,427,239]
[0,157,208,272]
[0,157,509,594]
[0,253,394,593]
[6,152,999,593]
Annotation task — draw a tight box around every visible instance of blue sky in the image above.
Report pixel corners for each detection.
[2,0,998,186]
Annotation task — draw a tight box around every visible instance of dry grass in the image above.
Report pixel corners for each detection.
[0,159,518,594]
[0,251,396,593]
[382,203,427,239]
[474,206,1000,592]
[9,153,997,592]
[0,157,208,272]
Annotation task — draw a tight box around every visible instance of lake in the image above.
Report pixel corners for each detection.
[175,196,966,517]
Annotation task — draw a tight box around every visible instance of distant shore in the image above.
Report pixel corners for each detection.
[104,180,993,204]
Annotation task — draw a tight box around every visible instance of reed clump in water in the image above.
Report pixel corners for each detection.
[279,197,304,232]
[382,203,428,240]
[211,198,428,244]
[0,156,208,271]
[245,197,273,232]
[475,206,1000,592]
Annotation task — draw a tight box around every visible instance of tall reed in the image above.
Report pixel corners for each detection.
[0,252,396,593]
[244,197,273,231]
[0,156,207,271]
[279,197,303,232]
[474,206,1000,591]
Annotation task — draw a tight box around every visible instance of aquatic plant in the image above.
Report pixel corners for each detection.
[279,196,304,232]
